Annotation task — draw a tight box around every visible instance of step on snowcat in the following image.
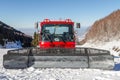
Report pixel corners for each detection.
[3,19,114,69]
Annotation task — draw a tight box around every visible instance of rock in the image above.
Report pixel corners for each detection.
[81,10,120,44]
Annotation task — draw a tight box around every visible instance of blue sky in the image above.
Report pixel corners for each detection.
[0,0,120,30]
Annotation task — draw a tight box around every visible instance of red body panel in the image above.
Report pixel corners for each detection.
[39,41,75,48]
[39,19,75,49]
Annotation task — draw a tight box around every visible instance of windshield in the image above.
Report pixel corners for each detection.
[43,24,71,34]
[41,24,74,42]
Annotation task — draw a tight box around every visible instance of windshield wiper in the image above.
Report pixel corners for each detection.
[61,37,66,43]
[45,34,53,42]
[42,31,53,42]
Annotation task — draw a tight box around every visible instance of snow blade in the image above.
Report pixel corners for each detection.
[3,48,30,69]
[3,47,114,69]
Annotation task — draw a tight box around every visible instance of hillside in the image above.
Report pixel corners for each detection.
[81,10,120,44]
[0,21,32,47]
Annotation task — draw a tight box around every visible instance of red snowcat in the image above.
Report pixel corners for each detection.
[3,19,114,69]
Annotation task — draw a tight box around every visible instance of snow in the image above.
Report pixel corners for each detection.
[80,40,120,63]
[0,63,120,80]
[5,41,22,49]
[0,41,22,49]
[81,40,120,53]
[0,40,120,80]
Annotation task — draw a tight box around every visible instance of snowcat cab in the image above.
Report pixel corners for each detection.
[3,19,114,69]
[39,19,75,48]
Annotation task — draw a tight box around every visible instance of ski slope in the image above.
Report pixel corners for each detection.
[0,44,120,80]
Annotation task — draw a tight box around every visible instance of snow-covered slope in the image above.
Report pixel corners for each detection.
[81,40,120,57]
[0,46,120,80]
[83,10,120,43]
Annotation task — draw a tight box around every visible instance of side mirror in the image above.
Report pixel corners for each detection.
[76,23,80,28]
[34,22,38,29]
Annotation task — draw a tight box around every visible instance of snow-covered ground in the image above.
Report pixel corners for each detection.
[5,41,22,49]
[0,40,120,80]
[0,41,22,49]
[81,40,120,58]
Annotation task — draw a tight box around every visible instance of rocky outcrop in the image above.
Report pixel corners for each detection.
[81,10,120,44]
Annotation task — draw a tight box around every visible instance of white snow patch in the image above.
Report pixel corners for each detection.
[5,41,22,49]
[81,40,120,57]
[27,67,35,72]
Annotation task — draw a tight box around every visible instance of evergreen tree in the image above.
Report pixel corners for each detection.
[32,32,39,47]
